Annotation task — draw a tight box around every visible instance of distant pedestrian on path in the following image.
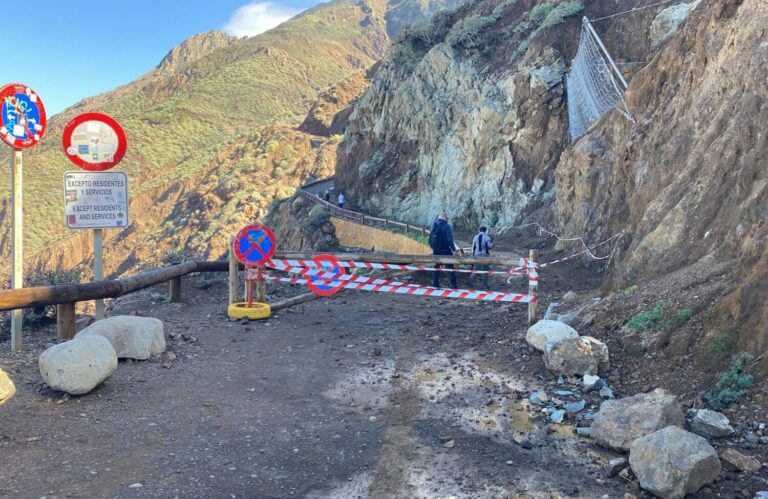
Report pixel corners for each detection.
[429,212,460,289]
[468,225,493,289]
[337,192,346,209]
[324,189,330,202]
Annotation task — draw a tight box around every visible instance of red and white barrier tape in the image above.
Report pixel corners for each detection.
[265,274,537,303]
[268,259,525,276]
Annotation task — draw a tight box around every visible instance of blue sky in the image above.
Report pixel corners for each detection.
[2,0,321,116]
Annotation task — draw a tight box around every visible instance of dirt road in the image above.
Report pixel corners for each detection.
[0,244,765,497]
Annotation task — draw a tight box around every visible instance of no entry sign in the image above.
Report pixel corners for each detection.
[233,224,276,266]
[0,83,47,149]
[62,113,127,171]
[307,254,346,297]
[64,171,129,228]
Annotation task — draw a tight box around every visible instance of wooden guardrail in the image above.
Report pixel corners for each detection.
[297,189,429,238]
[0,248,535,348]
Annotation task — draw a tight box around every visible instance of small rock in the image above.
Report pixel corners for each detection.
[576,427,592,437]
[720,448,762,473]
[0,369,16,406]
[754,492,768,499]
[128,483,143,489]
[443,440,455,448]
[565,400,586,414]
[162,351,177,369]
[583,374,601,390]
[529,391,548,405]
[691,409,734,438]
[607,457,628,478]
[562,291,578,302]
[525,320,579,352]
[591,388,685,451]
[629,426,720,499]
[745,432,760,443]
[549,409,565,423]
[599,386,614,399]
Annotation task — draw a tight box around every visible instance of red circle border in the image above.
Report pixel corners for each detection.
[307,254,346,297]
[61,112,127,171]
[232,224,277,266]
[0,83,47,150]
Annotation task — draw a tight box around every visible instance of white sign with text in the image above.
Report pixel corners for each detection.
[64,171,129,229]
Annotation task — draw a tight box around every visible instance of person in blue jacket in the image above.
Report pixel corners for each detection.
[428,212,460,288]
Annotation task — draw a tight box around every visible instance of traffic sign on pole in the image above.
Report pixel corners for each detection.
[0,83,46,351]
[233,224,277,266]
[62,112,127,171]
[306,254,346,297]
[0,83,47,149]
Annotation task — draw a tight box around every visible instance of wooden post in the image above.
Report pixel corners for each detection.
[228,239,238,305]
[169,276,181,303]
[405,223,410,234]
[56,303,76,340]
[10,149,23,351]
[528,249,539,325]
[385,219,389,229]
[93,228,105,320]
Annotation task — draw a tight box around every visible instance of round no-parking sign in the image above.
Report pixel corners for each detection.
[307,254,346,297]
[233,224,277,266]
[0,83,47,149]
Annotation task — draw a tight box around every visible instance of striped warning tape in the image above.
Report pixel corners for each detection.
[268,259,526,276]
[264,274,537,303]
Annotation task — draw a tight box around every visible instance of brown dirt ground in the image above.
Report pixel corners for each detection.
[0,231,766,498]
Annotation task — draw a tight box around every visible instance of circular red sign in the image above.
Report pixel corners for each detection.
[0,83,47,149]
[62,112,127,171]
[307,254,347,297]
[233,224,277,266]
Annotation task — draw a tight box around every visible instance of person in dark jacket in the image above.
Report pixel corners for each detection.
[429,212,460,288]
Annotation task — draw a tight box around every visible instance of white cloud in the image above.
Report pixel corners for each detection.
[223,2,300,37]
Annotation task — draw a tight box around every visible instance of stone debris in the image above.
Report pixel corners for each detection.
[39,336,118,395]
[606,457,628,478]
[690,409,735,438]
[525,320,578,352]
[629,426,720,499]
[0,369,16,406]
[590,388,685,451]
[529,391,548,405]
[564,400,586,414]
[543,336,610,376]
[582,374,601,390]
[720,448,762,473]
[599,386,614,399]
[76,315,166,360]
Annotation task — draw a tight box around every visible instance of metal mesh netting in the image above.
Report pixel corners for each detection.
[566,17,634,140]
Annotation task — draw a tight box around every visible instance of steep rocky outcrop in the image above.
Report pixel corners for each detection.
[299,70,371,136]
[157,31,236,73]
[554,0,768,370]
[336,0,653,229]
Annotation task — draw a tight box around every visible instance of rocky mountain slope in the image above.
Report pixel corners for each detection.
[0,0,460,280]
[334,0,767,373]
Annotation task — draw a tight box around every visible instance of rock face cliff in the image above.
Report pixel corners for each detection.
[555,0,768,369]
[336,0,653,228]
[335,0,768,371]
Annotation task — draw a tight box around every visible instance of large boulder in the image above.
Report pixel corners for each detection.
[691,409,735,438]
[629,426,720,498]
[525,320,578,352]
[591,388,685,451]
[543,336,610,376]
[75,315,165,360]
[39,337,117,395]
[0,369,16,405]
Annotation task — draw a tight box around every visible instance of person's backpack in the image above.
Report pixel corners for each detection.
[429,222,446,250]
